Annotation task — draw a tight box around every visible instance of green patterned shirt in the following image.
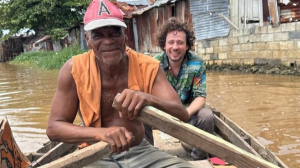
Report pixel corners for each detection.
[154,52,206,106]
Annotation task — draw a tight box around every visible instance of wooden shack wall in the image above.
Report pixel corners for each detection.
[134,13,151,53]
[2,38,24,61]
[124,19,135,50]
[131,0,191,54]
[69,29,78,46]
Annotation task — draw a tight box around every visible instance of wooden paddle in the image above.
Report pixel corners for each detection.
[40,94,280,168]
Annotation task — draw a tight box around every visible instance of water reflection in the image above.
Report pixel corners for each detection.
[0,62,58,153]
[0,62,299,167]
[207,71,300,167]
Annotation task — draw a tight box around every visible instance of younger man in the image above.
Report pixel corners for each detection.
[154,18,215,160]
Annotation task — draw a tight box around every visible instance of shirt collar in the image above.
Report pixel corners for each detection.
[162,53,170,70]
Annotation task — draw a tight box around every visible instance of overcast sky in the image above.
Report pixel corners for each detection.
[1,29,35,37]
[2,30,9,36]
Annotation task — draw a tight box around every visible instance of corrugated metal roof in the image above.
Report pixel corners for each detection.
[114,1,146,18]
[23,35,43,44]
[190,0,230,40]
[132,0,178,15]
[116,0,179,16]
[35,35,52,43]
[117,0,151,6]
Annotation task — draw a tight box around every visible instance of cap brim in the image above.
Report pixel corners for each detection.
[84,19,127,31]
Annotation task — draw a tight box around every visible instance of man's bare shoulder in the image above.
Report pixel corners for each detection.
[58,58,73,81]
[52,58,77,92]
[60,58,73,73]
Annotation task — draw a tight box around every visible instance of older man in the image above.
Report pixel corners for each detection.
[46,0,196,167]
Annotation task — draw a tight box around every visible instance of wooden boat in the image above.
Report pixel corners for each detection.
[0,104,288,168]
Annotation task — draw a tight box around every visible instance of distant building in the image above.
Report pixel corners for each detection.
[63,23,87,51]
[23,35,54,52]
[195,0,300,67]
[0,37,26,62]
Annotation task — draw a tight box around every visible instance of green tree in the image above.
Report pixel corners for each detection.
[0,0,90,39]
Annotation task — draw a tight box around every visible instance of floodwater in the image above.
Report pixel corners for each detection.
[0,62,299,167]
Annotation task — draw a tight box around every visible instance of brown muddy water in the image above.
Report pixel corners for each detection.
[0,62,299,167]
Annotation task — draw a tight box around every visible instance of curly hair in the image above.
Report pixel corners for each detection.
[157,17,195,51]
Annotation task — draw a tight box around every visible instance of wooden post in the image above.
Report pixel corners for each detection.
[268,0,280,27]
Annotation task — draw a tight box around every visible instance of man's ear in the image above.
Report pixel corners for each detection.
[84,32,92,49]
[125,35,128,43]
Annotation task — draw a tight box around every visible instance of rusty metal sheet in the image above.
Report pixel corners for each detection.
[131,0,182,15]
[190,0,230,40]
[278,1,300,23]
[114,2,146,18]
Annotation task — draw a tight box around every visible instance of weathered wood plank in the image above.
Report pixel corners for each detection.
[267,0,280,27]
[31,142,77,167]
[35,141,60,154]
[218,112,288,167]
[136,106,279,168]
[212,108,288,168]
[214,114,259,156]
[28,123,84,164]
[39,142,110,168]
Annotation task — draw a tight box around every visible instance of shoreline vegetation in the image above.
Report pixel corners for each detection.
[9,47,300,76]
[10,46,87,69]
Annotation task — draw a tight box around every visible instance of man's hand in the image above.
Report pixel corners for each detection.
[101,127,135,154]
[114,89,150,120]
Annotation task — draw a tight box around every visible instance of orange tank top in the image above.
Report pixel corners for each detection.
[71,47,159,127]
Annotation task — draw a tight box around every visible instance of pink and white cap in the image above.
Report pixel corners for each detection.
[84,0,127,31]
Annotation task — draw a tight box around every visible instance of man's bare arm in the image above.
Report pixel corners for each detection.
[115,67,189,122]
[47,59,97,143]
[186,97,206,117]
[150,67,189,122]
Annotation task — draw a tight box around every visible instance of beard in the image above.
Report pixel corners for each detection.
[169,56,183,63]
[101,51,124,65]
[96,45,126,66]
